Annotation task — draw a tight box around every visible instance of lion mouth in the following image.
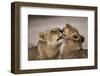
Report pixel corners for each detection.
[57,36,64,42]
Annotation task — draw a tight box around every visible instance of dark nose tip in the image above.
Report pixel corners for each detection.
[59,29,63,33]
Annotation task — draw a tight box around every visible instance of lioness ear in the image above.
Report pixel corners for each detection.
[80,35,85,43]
[39,32,46,41]
[39,32,45,38]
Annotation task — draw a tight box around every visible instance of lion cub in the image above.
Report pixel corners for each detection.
[37,28,63,60]
[61,24,87,59]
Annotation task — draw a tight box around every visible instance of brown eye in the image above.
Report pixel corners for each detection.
[71,33,80,41]
[73,35,78,39]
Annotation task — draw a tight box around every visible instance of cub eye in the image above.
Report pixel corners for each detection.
[71,33,80,41]
[73,35,78,39]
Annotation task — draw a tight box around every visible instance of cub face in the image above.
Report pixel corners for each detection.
[63,24,84,43]
[62,24,85,52]
[60,24,86,59]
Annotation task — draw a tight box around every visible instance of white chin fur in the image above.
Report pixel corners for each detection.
[58,42,65,59]
[58,38,64,43]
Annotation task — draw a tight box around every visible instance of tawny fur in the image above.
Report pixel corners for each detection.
[28,28,63,60]
[37,28,63,60]
[28,24,87,60]
[60,24,87,59]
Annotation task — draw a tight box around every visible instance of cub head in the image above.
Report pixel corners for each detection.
[63,24,84,43]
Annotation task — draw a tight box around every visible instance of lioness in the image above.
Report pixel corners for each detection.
[60,24,87,59]
[37,28,63,60]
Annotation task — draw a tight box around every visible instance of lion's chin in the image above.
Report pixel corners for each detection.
[56,38,64,46]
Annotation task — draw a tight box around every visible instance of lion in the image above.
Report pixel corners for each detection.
[60,24,88,59]
[28,27,64,60]
[37,28,64,60]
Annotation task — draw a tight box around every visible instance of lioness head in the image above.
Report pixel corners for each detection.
[39,27,63,46]
[47,28,63,46]
[38,28,64,59]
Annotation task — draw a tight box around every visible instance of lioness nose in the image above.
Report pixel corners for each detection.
[59,29,63,33]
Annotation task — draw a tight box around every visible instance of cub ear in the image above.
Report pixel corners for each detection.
[66,24,71,28]
[39,32,47,41]
[80,35,85,43]
[63,24,72,31]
